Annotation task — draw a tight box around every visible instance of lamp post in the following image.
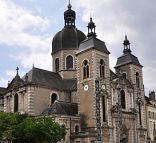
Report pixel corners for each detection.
[94,80,102,143]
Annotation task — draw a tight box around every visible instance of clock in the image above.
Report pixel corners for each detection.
[101,84,106,90]
[84,84,89,91]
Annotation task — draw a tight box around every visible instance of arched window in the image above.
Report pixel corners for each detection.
[51,93,57,105]
[61,124,66,140]
[122,73,127,79]
[75,125,79,133]
[14,94,18,112]
[136,72,140,88]
[83,60,89,79]
[66,55,73,70]
[120,90,126,109]
[102,96,106,122]
[55,58,59,72]
[100,59,105,78]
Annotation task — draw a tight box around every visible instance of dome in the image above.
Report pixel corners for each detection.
[52,25,86,54]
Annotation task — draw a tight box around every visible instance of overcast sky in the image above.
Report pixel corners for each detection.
[0,0,156,95]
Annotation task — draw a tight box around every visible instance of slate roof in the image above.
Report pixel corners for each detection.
[145,96,152,105]
[77,36,110,54]
[115,53,142,68]
[110,70,117,81]
[7,74,25,91]
[0,87,6,98]
[41,101,78,116]
[0,87,7,94]
[52,25,86,54]
[22,67,77,91]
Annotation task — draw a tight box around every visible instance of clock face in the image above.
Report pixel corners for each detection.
[84,85,89,91]
[101,84,106,90]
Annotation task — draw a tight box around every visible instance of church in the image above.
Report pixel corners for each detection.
[1,2,148,143]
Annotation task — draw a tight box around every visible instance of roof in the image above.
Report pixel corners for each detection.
[0,87,6,98]
[115,53,142,68]
[77,36,110,54]
[52,25,86,54]
[7,74,25,91]
[41,101,78,116]
[23,67,77,91]
[110,69,117,81]
[0,87,7,94]
[145,96,152,105]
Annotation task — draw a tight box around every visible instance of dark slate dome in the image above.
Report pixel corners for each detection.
[52,26,86,54]
[52,3,86,54]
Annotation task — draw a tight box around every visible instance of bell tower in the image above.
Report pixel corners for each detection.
[115,35,147,142]
[115,35,143,85]
[76,18,112,141]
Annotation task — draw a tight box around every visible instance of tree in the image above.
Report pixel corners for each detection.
[0,112,66,143]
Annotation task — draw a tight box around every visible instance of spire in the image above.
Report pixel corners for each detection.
[14,66,21,80]
[64,0,76,27]
[123,35,131,54]
[16,67,19,76]
[87,17,96,38]
[68,0,72,9]
[25,73,28,82]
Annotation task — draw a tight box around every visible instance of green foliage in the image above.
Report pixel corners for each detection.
[0,112,66,143]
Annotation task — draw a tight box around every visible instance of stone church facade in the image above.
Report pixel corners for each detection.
[1,2,148,143]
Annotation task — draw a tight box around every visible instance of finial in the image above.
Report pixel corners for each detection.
[123,34,130,46]
[68,0,72,9]
[90,17,93,22]
[123,34,131,54]
[33,64,35,69]
[16,67,19,75]
[8,80,10,86]
[125,34,127,40]
[90,11,92,20]
[87,17,96,38]
[25,73,28,81]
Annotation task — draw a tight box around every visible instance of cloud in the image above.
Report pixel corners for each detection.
[14,50,52,70]
[73,0,156,93]
[0,0,52,70]
[0,77,8,87]
[0,0,156,94]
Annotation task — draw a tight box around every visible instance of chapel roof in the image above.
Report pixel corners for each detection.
[41,101,78,116]
[23,67,77,91]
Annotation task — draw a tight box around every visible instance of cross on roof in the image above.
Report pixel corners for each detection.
[16,67,19,75]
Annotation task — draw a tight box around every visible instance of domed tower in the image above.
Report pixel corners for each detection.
[52,2,86,79]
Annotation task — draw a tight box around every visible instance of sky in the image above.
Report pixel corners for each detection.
[0,0,156,95]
